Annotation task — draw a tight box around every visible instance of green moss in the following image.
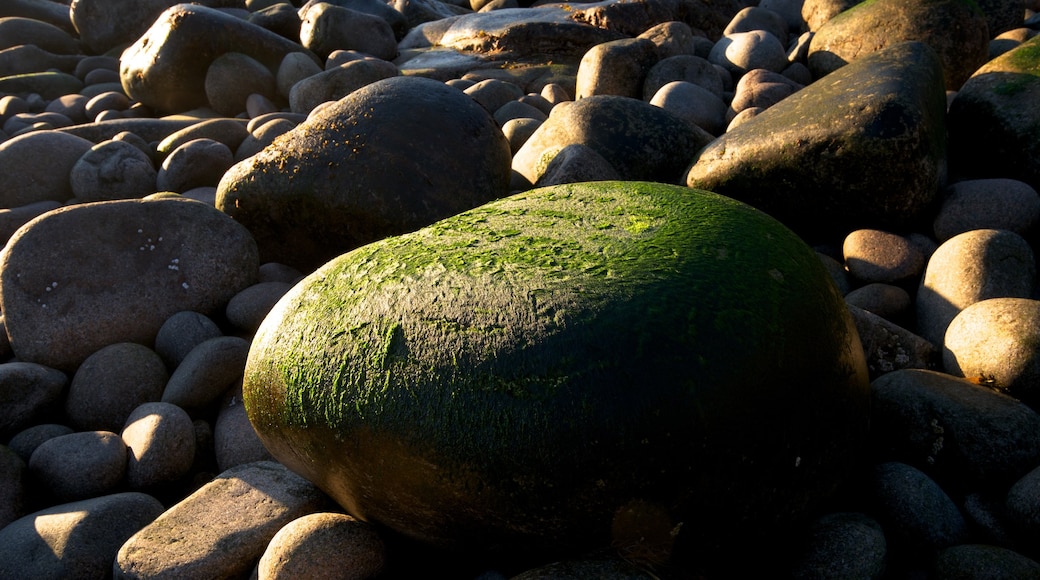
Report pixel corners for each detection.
[1005,38,1040,76]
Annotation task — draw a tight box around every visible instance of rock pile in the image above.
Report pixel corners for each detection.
[1,0,1040,577]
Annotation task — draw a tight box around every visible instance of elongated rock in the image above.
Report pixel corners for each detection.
[686,41,947,242]
[0,197,258,372]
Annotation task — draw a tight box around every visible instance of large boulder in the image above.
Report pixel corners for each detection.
[806,0,988,90]
[217,75,512,272]
[947,35,1040,190]
[70,0,178,55]
[243,181,870,574]
[0,197,258,372]
[119,3,319,114]
[686,41,947,242]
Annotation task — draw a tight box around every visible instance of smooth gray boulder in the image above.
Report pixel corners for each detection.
[686,42,947,242]
[217,75,511,271]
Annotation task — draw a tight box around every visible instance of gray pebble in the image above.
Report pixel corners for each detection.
[0,362,67,439]
[214,387,273,472]
[944,297,1040,409]
[790,512,887,579]
[6,423,74,463]
[154,311,223,370]
[276,52,323,100]
[464,78,526,114]
[205,52,277,118]
[225,281,292,334]
[122,401,196,489]
[916,229,1035,346]
[258,512,386,579]
[709,30,790,77]
[65,342,169,433]
[29,430,127,502]
[162,336,251,410]
[649,80,728,135]
[156,138,234,193]
[69,139,158,202]
[934,178,1040,242]
[869,461,968,556]
[843,228,925,284]
[872,369,1040,487]
[933,544,1040,579]
[845,283,911,322]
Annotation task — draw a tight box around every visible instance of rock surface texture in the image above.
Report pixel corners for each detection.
[1,0,1040,577]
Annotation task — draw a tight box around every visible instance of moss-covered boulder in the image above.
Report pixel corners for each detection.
[686,41,947,242]
[948,36,1040,190]
[806,0,988,90]
[244,181,870,572]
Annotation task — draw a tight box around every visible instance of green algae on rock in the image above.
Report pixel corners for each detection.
[243,181,870,571]
[686,41,947,243]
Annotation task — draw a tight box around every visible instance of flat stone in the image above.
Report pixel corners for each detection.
[114,461,328,579]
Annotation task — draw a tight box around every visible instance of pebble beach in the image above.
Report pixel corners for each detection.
[3,0,1040,577]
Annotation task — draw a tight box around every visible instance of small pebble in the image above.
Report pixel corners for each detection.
[843,229,925,284]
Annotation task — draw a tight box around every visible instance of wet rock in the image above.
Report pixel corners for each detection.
[686,42,947,242]
[218,75,511,270]
[0,197,258,372]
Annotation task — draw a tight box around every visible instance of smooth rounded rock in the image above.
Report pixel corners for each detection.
[933,544,1040,578]
[843,229,925,284]
[65,343,169,432]
[214,388,274,472]
[156,118,250,159]
[868,461,968,556]
[218,75,512,271]
[916,229,1036,347]
[1006,464,1040,539]
[225,281,292,334]
[845,283,911,322]
[0,197,258,372]
[0,492,165,580]
[70,140,158,202]
[944,298,1040,409]
[6,423,74,463]
[532,143,620,187]
[574,37,659,99]
[156,138,234,193]
[708,30,789,77]
[0,444,25,529]
[299,2,398,61]
[287,57,398,115]
[0,130,93,206]
[0,16,80,54]
[153,310,223,371]
[276,51,323,99]
[790,512,887,580]
[872,369,1040,488]
[115,461,327,580]
[728,68,802,118]
[933,179,1040,241]
[122,401,196,489]
[205,52,277,117]
[258,512,386,579]
[28,430,127,502]
[514,95,714,185]
[162,336,251,410]
[0,362,67,439]
[649,80,728,135]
